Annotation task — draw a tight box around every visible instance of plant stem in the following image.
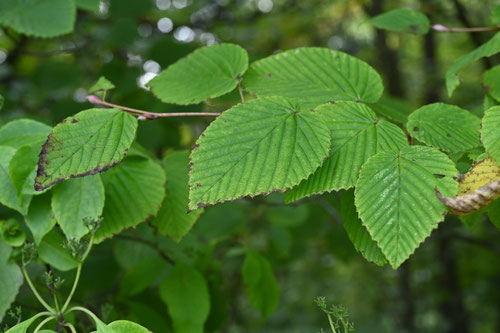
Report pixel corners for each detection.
[238,81,245,103]
[22,266,56,314]
[61,234,94,313]
[53,293,60,312]
[431,24,500,32]
[33,315,55,333]
[327,313,337,333]
[87,95,221,119]
[64,322,77,333]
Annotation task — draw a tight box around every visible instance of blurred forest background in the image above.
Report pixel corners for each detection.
[1,0,500,332]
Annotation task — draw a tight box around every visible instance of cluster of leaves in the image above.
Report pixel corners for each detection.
[1,1,500,332]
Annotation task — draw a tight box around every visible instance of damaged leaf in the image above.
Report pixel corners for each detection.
[35,108,138,191]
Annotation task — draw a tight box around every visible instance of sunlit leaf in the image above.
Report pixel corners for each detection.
[189,96,331,210]
[35,108,137,191]
[355,145,458,268]
[407,103,481,153]
[481,106,500,164]
[243,48,383,110]
[285,102,407,203]
[149,43,248,105]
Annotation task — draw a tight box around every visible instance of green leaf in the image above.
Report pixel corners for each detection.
[96,157,165,243]
[0,146,32,215]
[446,32,500,96]
[368,8,430,34]
[108,321,150,333]
[9,144,42,199]
[368,94,411,124]
[0,94,4,111]
[0,0,76,38]
[149,43,248,105]
[483,66,500,102]
[407,103,481,153]
[119,257,166,297]
[340,189,387,266]
[0,119,51,149]
[160,263,210,333]
[76,0,100,11]
[285,102,407,203]
[35,108,138,191]
[0,239,23,322]
[25,194,56,245]
[243,48,383,110]
[151,151,203,242]
[4,314,44,333]
[188,96,331,210]
[0,219,25,247]
[481,106,500,165]
[242,251,280,318]
[492,5,500,24]
[89,76,116,93]
[78,308,115,333]
[38,232,79,271]
[484,94,499,111]
[354,145,458,269]
[52,175,105,240]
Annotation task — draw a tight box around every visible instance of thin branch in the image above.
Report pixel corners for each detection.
[87,95,221,119]
[238,81,245,103]
[432,24,500,33]
[114,234,176,265]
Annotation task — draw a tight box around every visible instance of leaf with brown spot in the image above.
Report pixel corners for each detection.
[34,108,138,191]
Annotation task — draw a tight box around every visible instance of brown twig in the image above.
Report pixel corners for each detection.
[87,95,221,119]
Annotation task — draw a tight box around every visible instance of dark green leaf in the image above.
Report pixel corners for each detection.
[0,239,23,321]
[25,194,56,245]
[0,0,76,37]
[242,251,280,318]
[160,263,210,333]
[52,175,105,240]
[151,151,203,242]
[38,232,79,271]
[368,8,430,34]
[96,157,165,243]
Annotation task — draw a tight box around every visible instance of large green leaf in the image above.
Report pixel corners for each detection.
[0,0,76,38]
[368,95,411,125]
[285,102,407,203]
[149,43,248,105]
[38,232,79,271]
[188,96,331,210]
[150,151,203,242]
[446,32,500,96]
[481,106,500,165]
[354,145,458,268]
[0,239,23,322]
[35,108,138,191]
[368,8,430,34]
[0,146,31,215]
[340,189,387,266]
[0,119,51,149]
[160,263,210,333]
[108,321,150,333]
[52,175,105,240]
[96,157,165,243]
[407,103,481,153]
[241,251,280,318]
[243,48,383,110]
[24,194,56,245]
